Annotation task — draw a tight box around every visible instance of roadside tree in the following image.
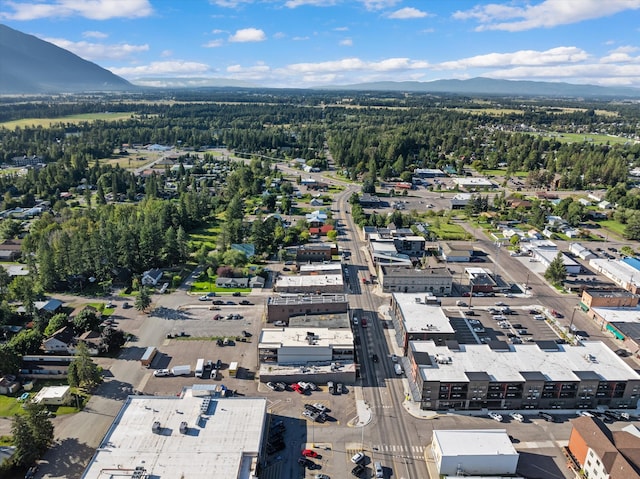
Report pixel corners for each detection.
[544,253,567,286]
[67,342,101,389]
[135,286,152,312]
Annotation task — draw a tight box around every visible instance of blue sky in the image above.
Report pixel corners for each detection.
[2,0,640,88]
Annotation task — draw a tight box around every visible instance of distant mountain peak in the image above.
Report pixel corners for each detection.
[319,77,640,99]
[0,23,133,94]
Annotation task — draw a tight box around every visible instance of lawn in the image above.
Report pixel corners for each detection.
[599,220,627,239]
[1,112,134,129]
[189,222,222,250]
[537,132,633,146]
[0,395,25,417]
[430,222,471,240]
[189,280,251,294]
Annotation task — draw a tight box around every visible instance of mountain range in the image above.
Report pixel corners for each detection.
[2,22,640,99]
[0,23,132,94]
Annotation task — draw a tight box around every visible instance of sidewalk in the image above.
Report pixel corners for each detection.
[348,386,372,427]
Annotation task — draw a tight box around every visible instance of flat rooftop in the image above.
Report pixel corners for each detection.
[591,306,640,323]
[434,429,517,457]
[590,259,640,286]
[275,274,343,289]
[587,289,638,299]
[289,312,350,329]
[533,249,580,267]
[82,391,266,479]
[392,293,455,335]
[299,263,343,274]
[412,340,640,383]
[268,294,348,306]
[380,265,451,277]
[454,178,495,187]
[259,327,354,349]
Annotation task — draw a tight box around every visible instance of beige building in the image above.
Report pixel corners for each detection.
[379,265,452,295]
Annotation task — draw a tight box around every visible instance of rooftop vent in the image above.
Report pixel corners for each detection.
[152,421,161,433]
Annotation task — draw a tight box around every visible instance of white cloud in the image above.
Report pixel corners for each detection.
[110,61,211,78]
[203,39,224,48]
[229,28,266,42]
[209,0,254,7]
[211,29,226,34]
[285,0,338,7]
[292,36,310,41]
[359,0,400,11]
[285,57,429,74]
[334,26,349,31]
[387,7,429,19]
[436,47,589,70]
[339,38,353,46]
[43,37,149,61]
[0,0,153,20]
[161,50,173,58]
[226,62,270,80]
[600,46,640,64]
[82,30,108,39]
[273,32,287,39]
[453,0,640,32]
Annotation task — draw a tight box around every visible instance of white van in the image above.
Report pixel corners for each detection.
[394,364,403,376]
[374,461,384,478]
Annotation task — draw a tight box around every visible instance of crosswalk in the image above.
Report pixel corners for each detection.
[370,444,426,458]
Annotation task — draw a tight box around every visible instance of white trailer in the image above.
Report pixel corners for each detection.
[171,365,191,376]
[195,358,205,378]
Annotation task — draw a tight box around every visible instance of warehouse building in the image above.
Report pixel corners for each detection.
[581,289,639,310]
[274,273,344,294]
[82,389,267,479]
[408,340,640,411]
[589,258,640,293]
[531,248,582,275]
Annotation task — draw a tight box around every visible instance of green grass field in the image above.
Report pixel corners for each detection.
[0,395,25,417]
[538,132,634,146]
[189,223,222,250]
[1,112,134,129]
[190,280,251,293]
[430,222,470,240]
[599,220,626,239]
[476,168,529,178]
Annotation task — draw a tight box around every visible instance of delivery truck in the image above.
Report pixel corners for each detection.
[195,358,205,378]
[171,365,191,376]
[140,347,157,368]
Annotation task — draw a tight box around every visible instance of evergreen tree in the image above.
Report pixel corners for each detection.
[135,286,152,312]
[11,402,54,467]
[68,342,101,389]
[544,252,567,286]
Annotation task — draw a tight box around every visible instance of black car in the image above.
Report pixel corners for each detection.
[242,330,252,338]
[352,464,366,477]
[298,457,317,469]
[216,339,223,346]
[213,299,225,305]
[371,353,379,363]
[538,412,559,423]
[233,292,242,297]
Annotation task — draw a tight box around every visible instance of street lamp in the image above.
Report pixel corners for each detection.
[569,306,579,334]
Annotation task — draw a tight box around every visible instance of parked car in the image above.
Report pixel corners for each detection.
[302,449,322,459]
[291,383,305,394]
[328,381,335,394]
[232,292,242,297]
[242,330,252,338]
[276,382,287,391]
[539,412,559,422]
[352,464,366,477]
[336,383,344,394]
[274,321,286,327]
[489,411,503,422]
[534,314,545,320]
[266,382,278,391]
[510,412,524,422]
[391,354,398,363]
[298,457,317,469]
[153,369,171,377]
[122,301,130,309]
[240,300,252,305]
[198,295,210,301]
[351,452,365,464]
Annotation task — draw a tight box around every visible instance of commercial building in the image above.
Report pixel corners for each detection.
[449,193,472,210]
[586,306,640,352]
[589,258,640,293]
[414,168,445,178]
[295,243,337,263]
[569,243,597,261]
[408,340,640,411]
[389,294,455,352]
[581,289,639,309]
[274,274,344,294]
[379,265,453,295]
[465,267,499,293]
[298,263,342,275]
[258,328,356,384]
[453,178,496,190]
[359,193,382,208]
[440,243,474,262]
[82,389,267,479]
[431,429,519,476]
[566,416,640,479]
[369,241,412,266]
[531,248,582,275]
[266,294,349,324]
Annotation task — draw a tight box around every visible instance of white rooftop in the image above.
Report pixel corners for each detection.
[591,306,640,323]
[392,293,454,334]
[275,273,343,289]
[299,263,343,274]
[590,258,640,287]
[532,249,580,267]
[433,429,517,457]
[259,327,354,349]
[33,385,70,403]
[82,391,266,479]
[454,178,495,187]
[413,340,640,383]
[371,241,398,253]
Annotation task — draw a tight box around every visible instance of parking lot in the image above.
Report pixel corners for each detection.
[447,304,562,345]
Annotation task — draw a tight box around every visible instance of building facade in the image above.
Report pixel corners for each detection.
[380,265,452,295]
[408,341,640,411]
[581,289,639,309]
[266,294,349,324]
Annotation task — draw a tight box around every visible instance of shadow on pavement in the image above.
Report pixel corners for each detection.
[38,437,95,479]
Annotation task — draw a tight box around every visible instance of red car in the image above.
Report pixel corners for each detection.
[291,383,305,394]
[302,449,322,459]
[551,310,563,318]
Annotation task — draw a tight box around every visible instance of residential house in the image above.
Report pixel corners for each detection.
[305,210,328,227]
[0,377,20,394]
[249,276,265,289]
[33,385,72,406]
[42,326,75,354]
[309,198,324,207]
[216,277,249,288]
[0,239,22,261]
[141,268,163,286]
[309,224,335,236]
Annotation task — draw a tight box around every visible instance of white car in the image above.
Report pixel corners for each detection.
[274,321,286,326]
[577,411,594,417]
[534,315,545,320]
[153,369,171,377]
[473,327,485,333]
[492,315,507,321]
[391,354,398,363]
[298,382,311,390]
[351,452,365,464]
[198,295,209,301]
[266,382,278,391]
[312,403,329,413]
[510,412,524,422]
[353,317,359,326]
[489,412,503,422]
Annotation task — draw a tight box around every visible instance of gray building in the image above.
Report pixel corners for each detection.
[408,340,640,411]
[380,265,452,295]
[266,294,349,324]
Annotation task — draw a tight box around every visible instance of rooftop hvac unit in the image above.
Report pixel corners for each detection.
[152,421,161,433]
